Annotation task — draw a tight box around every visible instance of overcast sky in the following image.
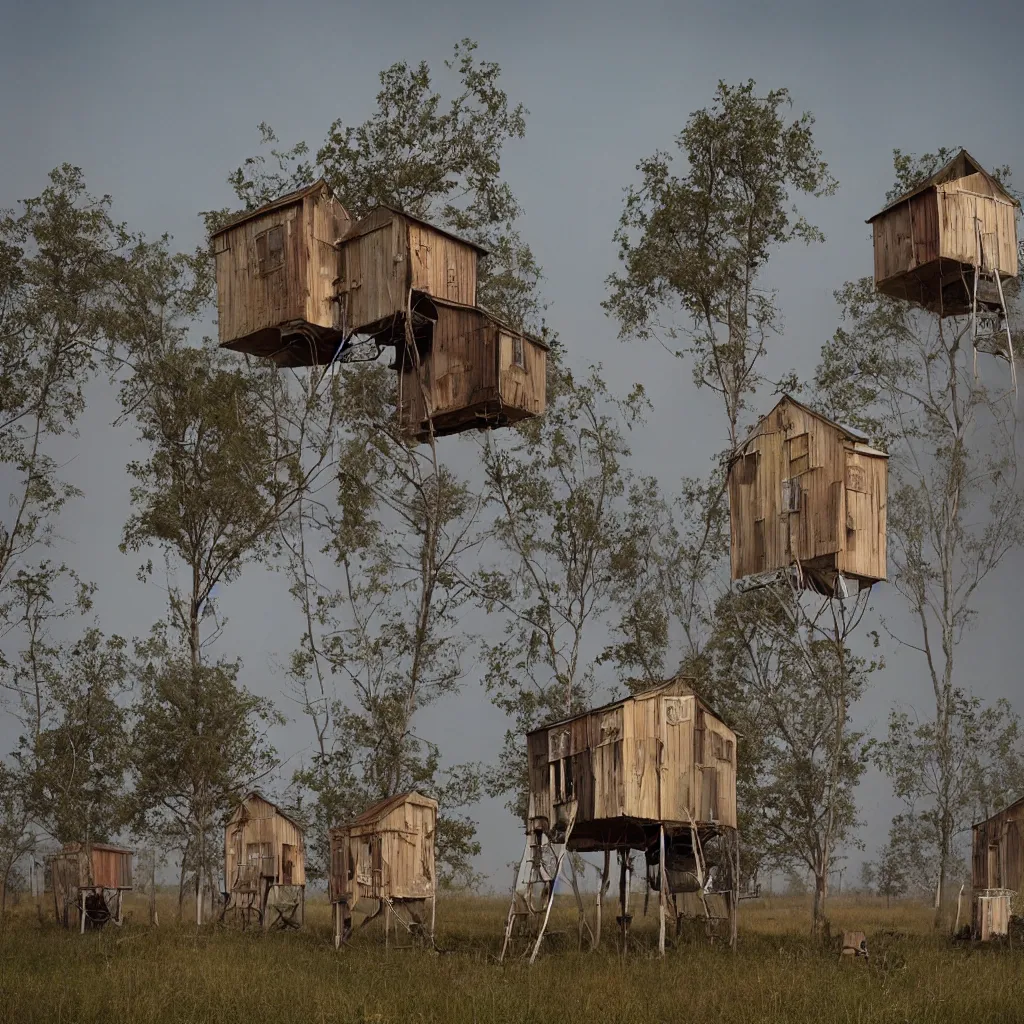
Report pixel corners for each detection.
[3,0,1023,888]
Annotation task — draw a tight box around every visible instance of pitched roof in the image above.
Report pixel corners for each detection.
[527,676,731,735]
[733,394,884,460]
[867,148,1018,223]
[423,295,550,350]
[236,790,307,832]
[974,794,1024,828]
[60,842,134,855]
[210,179,335,237]
[342,790,438,829]
[344,205,490,255]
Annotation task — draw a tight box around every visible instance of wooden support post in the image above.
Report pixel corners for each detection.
[730,831,739,951]
[149,851,158,927]
[594,849,609,951]
[658,825,667,957]
[80,892,86,934]
[430,892,436,946]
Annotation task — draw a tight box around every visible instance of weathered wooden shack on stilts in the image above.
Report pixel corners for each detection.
[971,796,1023,940]
[329,792,438,949]
[222,792,306,930]
[48,842,133,931]
[728,395,888,599]
[501,677,739,961]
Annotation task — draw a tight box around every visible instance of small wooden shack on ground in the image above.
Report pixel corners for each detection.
[728,395,888,598]
[502,677,739,961]
[212,180,351,367]
[328,791,437,949]
[49,842,133,931]
[971,796,1023,940]
[222,791,306,930]
[868,149,1019,317]
[397,299,548,441]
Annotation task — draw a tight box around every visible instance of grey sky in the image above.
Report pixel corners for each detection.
[3,0,1023,887]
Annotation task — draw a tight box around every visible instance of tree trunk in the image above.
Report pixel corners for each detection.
[811,868,828,940]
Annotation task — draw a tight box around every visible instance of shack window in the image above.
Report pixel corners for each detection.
[512,335,525,369]
[255,224,285,275]
[554,756,574,803]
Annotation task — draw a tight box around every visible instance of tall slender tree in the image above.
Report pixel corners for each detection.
[817,149,1024,924]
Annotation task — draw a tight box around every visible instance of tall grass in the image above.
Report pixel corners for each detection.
[1,893,1021,1023]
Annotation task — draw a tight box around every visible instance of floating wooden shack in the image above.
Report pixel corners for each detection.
[328,791,437,949]
[397,299,548,441]
[728,395,888,598]
[212,179,351,367]
[48,842,133,931]
[868,149,1019,317]
[971,796,1022,940]
[502,677,739,961]
[222,791,306,930]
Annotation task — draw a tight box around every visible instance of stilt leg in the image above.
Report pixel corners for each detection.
[658,825,666,957]
[80,892,86,934]
[528,844,568,965]
[594,850,609,951]
[430,893,436,946]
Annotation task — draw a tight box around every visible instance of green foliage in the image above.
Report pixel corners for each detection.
[605,80,836,442]
[129,630,281,892]
[475,364,657,814]
[19,628,132,845]
[283,364,482,884]
[221,40,541,330]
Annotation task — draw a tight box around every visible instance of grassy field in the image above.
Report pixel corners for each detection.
[1,892,1021,1023]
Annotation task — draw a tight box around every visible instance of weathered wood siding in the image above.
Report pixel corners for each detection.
[872,192,940,284]
[214,187,347,351]
[340,208,409,332]
[408,222,477,306]
[526,679,737,832]
[224,794,306,889]
[936,180,1018,276]
[215,206,307,343]
[972,799,1024,894]
[329,794,437,904]
[729,397,887,585]
[498,331,547,418]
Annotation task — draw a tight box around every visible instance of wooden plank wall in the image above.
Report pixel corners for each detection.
[937,183,1018,277]
[730,400,847,581]
[839,447,887,582]
[398,306,498,432]
[331,799,436,902]
[527,683,737,832]
[498,332,547,418]
[215,206,307,344]
[341,210,408,332]
[304,193,347,330]
[972,803,1024,894]
[225,796,306,887]
[872,193,940,285]
[408,223,477,306]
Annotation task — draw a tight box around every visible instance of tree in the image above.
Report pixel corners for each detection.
[130,632,280,919]
[604,80,837,679]
[19,628,132,847]
[474,365,657,816]
[861,838,907,907]
[223,39,540,329]
[0,763,34,923]
[816,149,1024,925]
[284,363,483,885]
[875,692,1024,900]
[706,584,878,935]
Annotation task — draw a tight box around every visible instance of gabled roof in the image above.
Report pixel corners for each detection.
[339,790,438,830]
[210,178,336,237]
[60,842,134,855]
[732,394,885,461]
[421,294,550,351]
[527,676,732,735]
[344,204,490,255]
[234,790,307,832]
[867,149,1018,222]
[973,794,1024,829]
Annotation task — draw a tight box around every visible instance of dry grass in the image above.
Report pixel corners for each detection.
[1,892,1022,1023]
